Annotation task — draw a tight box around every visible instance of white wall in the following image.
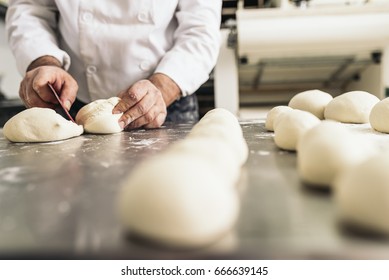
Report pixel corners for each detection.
[0,20,21,99]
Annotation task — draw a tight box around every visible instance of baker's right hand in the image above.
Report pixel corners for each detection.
[19,65,78,110]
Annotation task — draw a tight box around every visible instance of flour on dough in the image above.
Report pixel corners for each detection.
[3,107,83,143]
[324,91,379,123]
[274,109,320,151]
[76,97,123,134]
[288,89,333,119]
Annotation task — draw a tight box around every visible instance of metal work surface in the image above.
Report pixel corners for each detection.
[0,120,388,259]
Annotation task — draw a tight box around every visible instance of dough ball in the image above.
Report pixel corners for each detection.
[3,108,83,143]
[297,121,376,187]
[188,109,248,165]
[76,97,123,134]
[335,153,389,235]
[288,89,333,119]
[265,106,293,131]
[369,97,389,133]
[118,154,240,247]
[167,138,241,184]
[324,91,379,123]
[274,110,320,151]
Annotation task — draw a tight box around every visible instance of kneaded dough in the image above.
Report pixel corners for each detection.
[288,89,333,119]
[167,138,241,184]
[117,154,240,247]
[369,97,389,133]
[265,106,293,131]
[335,153,389,235]
[297,121,376,187]
[3,107,83,143]
[76,97,123,134]
[274,109,320,151]
[118,107,245,247]
[324,91,379,123]
[188,108,248,165]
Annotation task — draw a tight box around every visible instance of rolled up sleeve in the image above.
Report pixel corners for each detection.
[155,0,222,97]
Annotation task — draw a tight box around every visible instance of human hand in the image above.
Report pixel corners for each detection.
[113,79,168,129]
[20,64,78,110]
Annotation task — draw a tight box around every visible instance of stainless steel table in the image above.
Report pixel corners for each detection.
[0,120,388,259]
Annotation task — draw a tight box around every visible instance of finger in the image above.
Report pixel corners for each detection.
[59,79,78,111]
[118,89,157,128]
[125,109,159,130]
[19,83,55,109]
[31,71,59,104]
[113,80,150,114]
[143,112,167,129]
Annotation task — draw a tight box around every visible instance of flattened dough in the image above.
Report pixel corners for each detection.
[3,108,83,143]
[76,97,123,134]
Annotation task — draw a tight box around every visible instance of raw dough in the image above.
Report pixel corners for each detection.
[167,138,241,184]
[118,153,240,247]
[335,153,389,235]
[288,89,333,119]
[324,91,379,123]
[274,109,320,151]
[265,106,293,131]
[3,107,83,143]
[297,121,376,187]
[369,97,389,133]
[188,108,248,164]
[118,107,245,247]
[76,97,123,134]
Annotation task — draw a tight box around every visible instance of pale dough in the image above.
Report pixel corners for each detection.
[274,109,320,151]
[3,107,83,143]
[297,121,376,187]
[265,106,293,131]
[117,154,240,247]
[288,89,333,119]
[324,91,379,123]
[335,153,389,235]
[369,97,389,133]
[188,108,248,165]
[118,108,246,247]
[76,97,123,134]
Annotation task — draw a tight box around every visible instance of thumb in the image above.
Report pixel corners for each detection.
[60,79,78,110]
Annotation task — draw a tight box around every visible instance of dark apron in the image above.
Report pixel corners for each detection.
[67,94,199,125]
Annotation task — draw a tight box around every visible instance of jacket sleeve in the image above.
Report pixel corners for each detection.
[5,0,70,74]
[154,0,222,97]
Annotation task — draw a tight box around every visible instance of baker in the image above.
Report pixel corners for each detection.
[5,0,222,129]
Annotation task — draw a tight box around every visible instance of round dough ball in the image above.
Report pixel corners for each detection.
[118,154,240,247]
[265,106,293,131]
[335,153,389,235]
[76,97,123,134]
[188,109,248,165]
[297,121,376,187]
[274,110,320,151]
[370,97,389,133]
[167,138,241,184]
[3,108,83,143]
[288,89,333,119]
[324,91,379,123]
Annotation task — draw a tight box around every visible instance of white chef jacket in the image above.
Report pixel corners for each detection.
[6,0,222,103]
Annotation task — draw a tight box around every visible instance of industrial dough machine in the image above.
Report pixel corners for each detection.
[215,0,389,115]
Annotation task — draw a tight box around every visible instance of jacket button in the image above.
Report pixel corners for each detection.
[82,12,93,23]
[139,61,151,71]
[86,65,97,74]
[137,11,149,23]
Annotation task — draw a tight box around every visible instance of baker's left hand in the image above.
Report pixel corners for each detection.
[113,79,167,129]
